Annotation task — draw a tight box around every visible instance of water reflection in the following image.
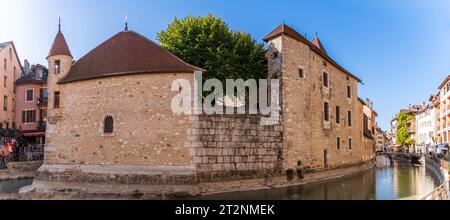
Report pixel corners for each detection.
[195,158,441,200]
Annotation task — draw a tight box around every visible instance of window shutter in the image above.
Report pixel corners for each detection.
[22,111,25,123]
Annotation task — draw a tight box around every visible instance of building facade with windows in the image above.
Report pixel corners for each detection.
[0,41,23,130]
[14,61,48,143]
[437,75,450,144]
[360,98,378,153]
[265,24,374,171]
[415,102,437,154]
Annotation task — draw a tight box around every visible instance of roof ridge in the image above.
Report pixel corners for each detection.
[59,30,203,84]
[129,31,205,72]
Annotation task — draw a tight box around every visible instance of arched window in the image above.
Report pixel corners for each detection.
[104,115,114,134]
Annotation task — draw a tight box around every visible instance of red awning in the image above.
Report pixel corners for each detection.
[23,132,46,137]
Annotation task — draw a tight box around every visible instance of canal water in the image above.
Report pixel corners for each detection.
[0,179,33,194]
[195,157,442,200]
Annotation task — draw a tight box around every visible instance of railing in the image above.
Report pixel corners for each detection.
[37,121,46,132]
[37,97,48,106]
[9,144,44,162]
[421,157,449,200]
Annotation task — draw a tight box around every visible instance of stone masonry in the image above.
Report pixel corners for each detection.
[188,114,283,182]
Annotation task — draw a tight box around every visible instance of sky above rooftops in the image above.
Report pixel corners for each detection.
[1,0,450,131]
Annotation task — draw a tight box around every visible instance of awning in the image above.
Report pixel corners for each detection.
[437,143,449,150]
[23,132,46,137]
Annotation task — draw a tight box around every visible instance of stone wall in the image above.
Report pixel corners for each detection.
[267,34,373,172]
[45,73,194,167]
[188,114,283,182]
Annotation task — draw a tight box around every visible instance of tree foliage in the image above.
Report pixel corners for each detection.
[396,111,415,148]
[157,14,267,85]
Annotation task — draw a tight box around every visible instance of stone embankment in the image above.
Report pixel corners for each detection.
[421,157,449,200]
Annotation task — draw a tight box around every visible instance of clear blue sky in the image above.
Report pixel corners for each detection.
[1,0,450,131]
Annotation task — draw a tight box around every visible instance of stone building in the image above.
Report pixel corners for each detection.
[14,61,48,143]
[0,41,23,130]
[264,24,374,172]
[360,98,377,154]
[23,23,376,198]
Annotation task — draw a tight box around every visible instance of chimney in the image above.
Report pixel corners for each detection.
[23,59,31,74]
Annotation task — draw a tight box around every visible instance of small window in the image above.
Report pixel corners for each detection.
[3,96,7,111]
[26,89,34,102]
[54,91,60,108]
[348,111,352,127]
[22,110,36,123]
[3,76,6,87]
[9,48,12,60]
[336,106,341,124]
[324,101,330,122]
[323,72,329,88]
[55,60,61,74]
[349,138,353,150]
[3,59,6,70]
[347,85,352,99]
[104,115,114,134]
[298,68,305,79]
[337,137,341,150]
[272,52,278,59]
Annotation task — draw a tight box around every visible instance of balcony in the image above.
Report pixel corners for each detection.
[37,97,48,107]
[37,121,46,132]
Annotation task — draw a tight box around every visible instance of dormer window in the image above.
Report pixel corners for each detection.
[37,69,43,79]
[55,60,61,74]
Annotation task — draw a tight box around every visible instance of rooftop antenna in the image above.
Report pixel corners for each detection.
[124,15,129,32]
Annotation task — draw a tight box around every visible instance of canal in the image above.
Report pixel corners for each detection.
[0,156,443,200]
[194,156,442,200]
[0,179,33,194]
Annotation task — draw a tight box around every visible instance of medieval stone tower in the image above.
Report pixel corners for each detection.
[264,24,366,172]
[45,22,73,163]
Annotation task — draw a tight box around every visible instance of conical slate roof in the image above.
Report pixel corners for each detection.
[59,31,203,84]
[48,31,72,58]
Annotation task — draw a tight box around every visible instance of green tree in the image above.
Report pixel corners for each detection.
[396,111,415,149]
[157,14,267,86]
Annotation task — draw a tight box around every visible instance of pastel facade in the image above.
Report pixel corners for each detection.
[0,42,23,129]
[14,62,48,140]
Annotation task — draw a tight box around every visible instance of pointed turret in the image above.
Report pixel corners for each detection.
[311,34,327,54]
[47,31,72,58]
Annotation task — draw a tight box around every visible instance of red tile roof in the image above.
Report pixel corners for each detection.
[48,31,72,58]
[59,31,203,84]
[438,75,450,89]
[264,24,362,83]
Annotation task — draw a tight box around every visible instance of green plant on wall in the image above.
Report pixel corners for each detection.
[396,111,415,149]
